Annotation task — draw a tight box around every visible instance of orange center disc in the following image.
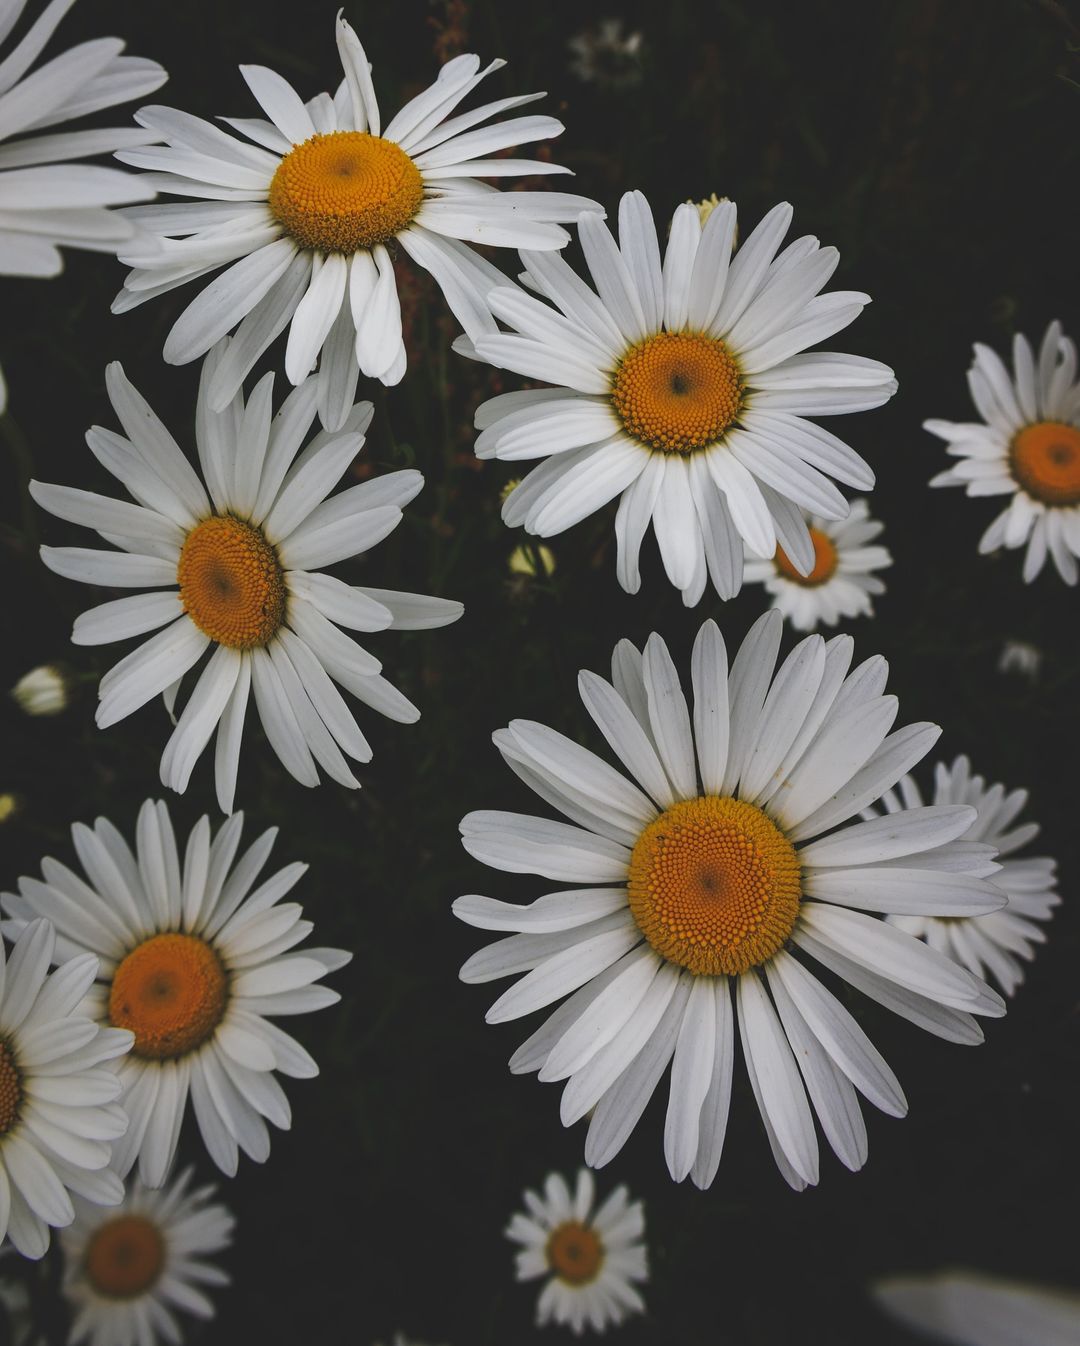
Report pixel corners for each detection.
[610,331,743,453]
[546,1221,604,1286]
[84,1215,166,1300]
[0,1040,21,1135]
[269,131,424,253]
[109,933,228,1060]
[628,796,801,977]
[1009,420,1080,506]
[775,526,839,585]
[177,515,285,649]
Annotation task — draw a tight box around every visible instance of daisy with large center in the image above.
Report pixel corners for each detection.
[469,189,897,605]
[456,614,1007,1191]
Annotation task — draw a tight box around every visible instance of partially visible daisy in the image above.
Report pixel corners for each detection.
[467,190,896,604]
[3,800,350,1186]
[31,347,462,812]
[743,498,891,630]
[865,755,1059,997]
[873,1271,1080,1346]
[0,919,131,1259]
[11,662,70,716]
[996,640,1042,682]
[507,1169,646,1334]
[567,20,644,89]
[112,11,602,430]
[927,322,1080,584]
[0,0,166,409]
[62,1166,233,1346]
[455,615,1005,1190]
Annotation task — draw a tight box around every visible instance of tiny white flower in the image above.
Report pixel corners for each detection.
[11,664,68,716]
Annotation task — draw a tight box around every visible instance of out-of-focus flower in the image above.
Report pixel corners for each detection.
[0,794,20,824]
[455,615,1005,1191]
[62,1168,233,1346]
[509,544,556,577]
[467,191,896,605]
[873,1270,1080,1346]
[507,1169,647,1333]
[927,322,1080,584]
[3,800,350,1186]
[568,20,644,89]
[112,13,602,429]
[744,498,891,630]
[997,640,1042,681]
[11,663,69,716]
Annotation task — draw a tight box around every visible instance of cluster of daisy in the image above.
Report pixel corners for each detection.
[0,0,1071,1340]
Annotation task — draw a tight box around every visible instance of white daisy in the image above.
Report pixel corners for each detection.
[873,1271,1080,1346]
[743,497,891,631]
[454,614,1006,1191]
[927,322,1080,584]
[62,1166,233,1346]
[865,755,1059,997]
[506,1168,646,1334]
[0,919,131,1260]
[111,11,602,431]
[30,345,462,813]
[0,0,166,410]
[465,190,896,605]
[2,800,350,1186]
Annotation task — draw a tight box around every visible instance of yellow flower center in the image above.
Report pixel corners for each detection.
[610,331,743,453]
[1009,420,1080,506]
[628,796,801,977]
[774,526,839,585]
[109,934,228,1061]
[546,1221,604,1287]
[178,515,285,650]
[0,1040,21,1135]
[84,1215,166,1300]
[268,131,425,254]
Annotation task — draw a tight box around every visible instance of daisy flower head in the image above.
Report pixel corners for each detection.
[31,347,462,813]
[927,322,1080,584]
[0,919,131,1259]
[454,614,1006,1191]
[873,1271,1080,1346]
[112,10,603,430]
[743,497,891,631]
[865,755,1059,997]
[62,1166,233,1346]
[2,800,350,1186]
[506,1168,646,1334]
[0,0,166,409]
[467,191,896,605]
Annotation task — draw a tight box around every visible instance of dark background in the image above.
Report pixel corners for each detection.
[1,1,1078,1342]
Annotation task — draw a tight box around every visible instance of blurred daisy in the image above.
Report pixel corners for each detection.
[996,640,1042,681]
[743,498,891,631]
[927,322,1080,584]
[455,614,1005,1190]
[567,20,644,89]
[468,191,895,605]
[11,662,69,716]
[112,11,601,430]
[507,1169,646,1333]
[873,1271,1080,1346]
[3,800,350,1186]
[62,1167,233,1346]
[866,755,1059,997]
[0,0,165,410]
[31,348,462,813]
[0,919,130,1259]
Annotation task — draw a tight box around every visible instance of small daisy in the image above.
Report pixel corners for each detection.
[112,11,601,430]
[62,1167,233,1346]
[865,755,1059,997]
[467,190,896,604]
[996,639,1042,681]
[31,347,462,812]
[0,919,131,1260]
[507,1169,646,1334]
[927,322,1080,584]
[2,800,350,1186]
[743,498,891,631]
[0,0,166,410]
[455,614,1005,1190]
[873,1271,1080,1346]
